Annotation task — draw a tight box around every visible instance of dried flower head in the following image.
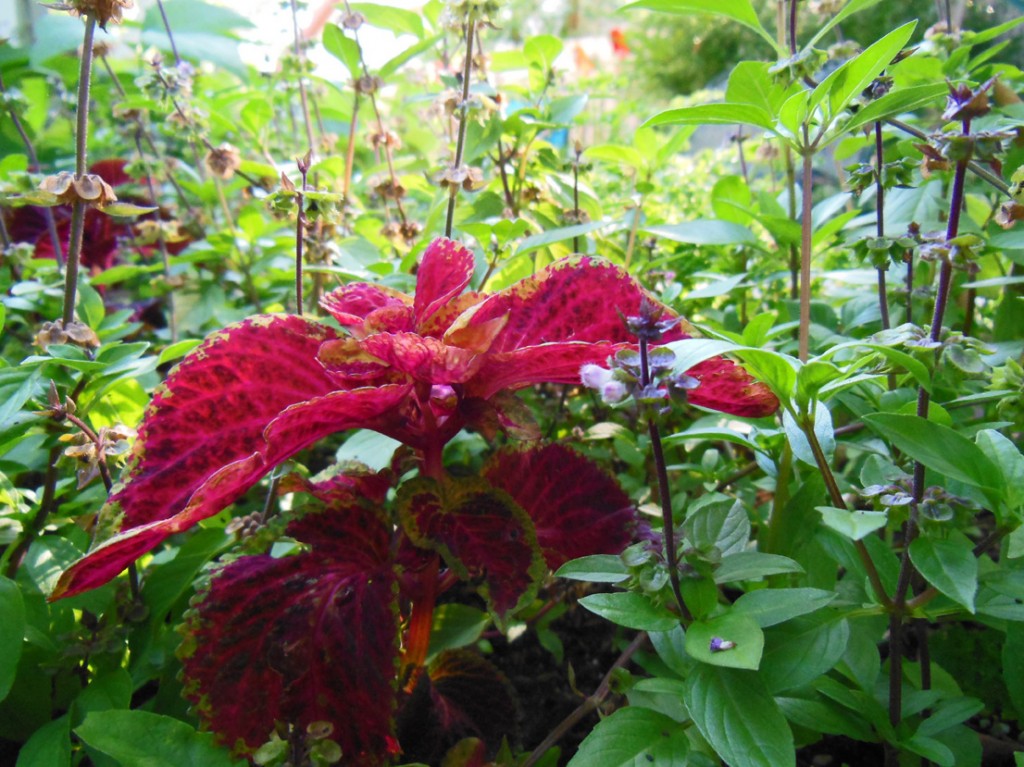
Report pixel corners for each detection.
[435,165,485,191]
[368,130,402,151]
[354,75,384,95]
[371,178,407,201]
[62,423,136,488]
[204,143,242,180]
[39,172,118,207]
[35,320,101,349]
[51,0,133,29]
[340,10,365,29]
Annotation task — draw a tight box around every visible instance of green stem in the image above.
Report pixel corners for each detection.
[444,18,476,239]
[62,14,97,327]
[798,139,813,362]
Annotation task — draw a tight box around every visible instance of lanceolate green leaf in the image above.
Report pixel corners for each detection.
[566,707,689,767]
[643,220,757,245]
[642,104,776,133]
[844,83,949,134]
[861,414,1001,496]
[811,21,917,123]
[579,592,679,631]
[621,0,777,50]
[686,612,765,670]
[806,0,884,48]
[909,535,978,613]
[75,710,243,767]
[684,666,796,767]
[0,576,24,700]
[323,24,362,79]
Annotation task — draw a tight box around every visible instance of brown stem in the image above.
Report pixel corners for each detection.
[521,632,649,767]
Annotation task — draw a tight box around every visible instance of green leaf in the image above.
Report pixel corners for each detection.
[16,715,71,767]
[323,24,362,79]
[686,612,765,670]
[0,302,5,335]
[523,35,563,70]
[715,552,804,583]
[428,604,490,659]
[844,83,948,134]
[684,666,796,767]
[75,710,243,767]
[861,414,1001,495]
[585,144,646,169]
[513,221,610,255]
[733,588,837,628]
[687,494,750,556]
[1003,624,1024,725]
[77,280,105,330]
[642,103,775,132]
[805,0,883,47]
[726,61,788,114]
[643,220,756,245]
[349,3,424,37]
[812,21,917,122]
[908,535,977,613]
[621,0,777,50]
[0,576,24,701]
[760,615,850,693]
[379,35,443,80]
[975,429,1024,514]
[579,592,679,631]
[555,554,630,583]
[818,507,888,541]
[566,707,689,767]
[157,339,203,366]
[101,202,159,217]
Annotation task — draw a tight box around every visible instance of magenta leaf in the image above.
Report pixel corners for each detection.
[112,315,340,529]
[52,381,413,601]
[484,444,636,570]
[179,503,399,764]
[397,650,517,763]
[397,478,545,621]
[360,333,481,384]
[413,238,476,327]
[463,257,664,352]
[685,357,780,418]
[319,283,411,335]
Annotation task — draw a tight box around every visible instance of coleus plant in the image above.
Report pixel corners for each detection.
[51,237,778,763]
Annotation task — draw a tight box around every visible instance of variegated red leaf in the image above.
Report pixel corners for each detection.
[396,650,517,763]
[179,504,398,763]
[414,238,476,327]
[51,383,413,600]
[396,478,545,620]
[484,444,636,570]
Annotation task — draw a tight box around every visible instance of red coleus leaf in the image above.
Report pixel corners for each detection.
[396,650,517,764]
[397,477,545,621]
[686,357,780,418]
[51,315,413,600]
[179,500,398,763]
[413,237,476,327]
[484,444,637,570]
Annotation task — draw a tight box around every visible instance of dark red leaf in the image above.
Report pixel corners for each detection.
[467,341,621,399]
[484,444,636,570]
[396,650,517,763]
[180,505,398,764]
[397,478,544,620]
[413,238,476,327]
[361,333,481,384]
